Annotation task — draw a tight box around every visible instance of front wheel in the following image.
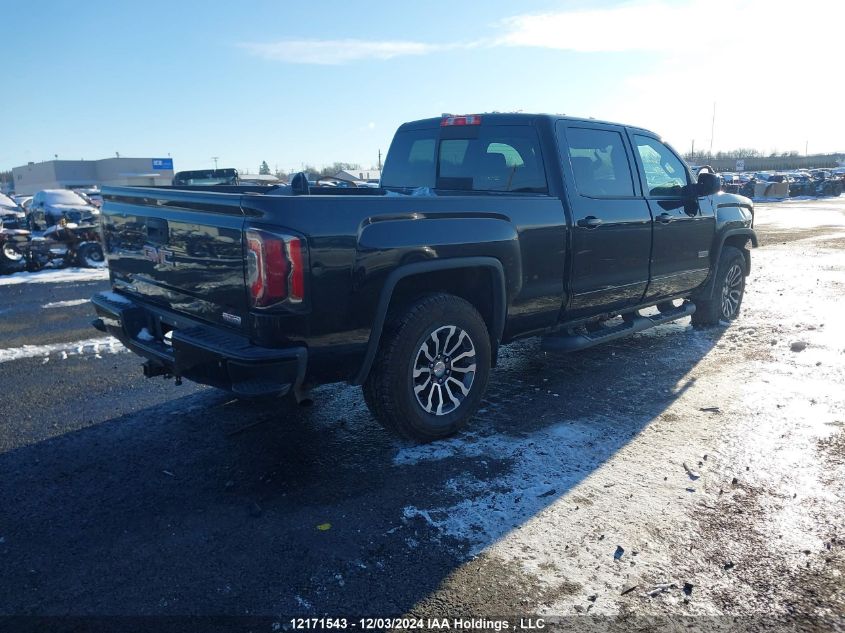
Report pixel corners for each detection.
[1,241,26,272]
[2,241,24,263]
[692,246,747,327]
[363,293,491,442]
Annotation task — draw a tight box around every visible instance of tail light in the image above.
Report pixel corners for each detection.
[245,229,305,307]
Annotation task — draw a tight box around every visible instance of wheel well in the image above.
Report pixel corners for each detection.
[722,235,752,274]
[388,267,498,343]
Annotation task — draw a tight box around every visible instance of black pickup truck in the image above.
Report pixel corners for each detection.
[92,113,756,442]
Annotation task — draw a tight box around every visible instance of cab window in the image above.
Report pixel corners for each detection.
[381,125,547,193]
[380,129,437,188]
[438,127,547,193]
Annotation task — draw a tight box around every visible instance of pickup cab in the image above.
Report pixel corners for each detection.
[92,113,757,442]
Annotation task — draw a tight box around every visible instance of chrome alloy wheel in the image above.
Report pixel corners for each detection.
[2,242,22,261]
[721,263,744,319]
[412,325,477,416]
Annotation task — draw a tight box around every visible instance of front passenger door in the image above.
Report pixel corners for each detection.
[631,134,715,301]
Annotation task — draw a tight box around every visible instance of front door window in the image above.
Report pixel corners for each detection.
[634,136,689,197]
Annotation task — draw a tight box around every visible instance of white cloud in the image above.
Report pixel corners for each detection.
[239,39,448,65]
[498,0,839,56]
[241,0,839,65]
[498,2,701,53]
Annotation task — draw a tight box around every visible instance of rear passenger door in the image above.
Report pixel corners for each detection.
[630,133,715,300]
[556,121,653,318]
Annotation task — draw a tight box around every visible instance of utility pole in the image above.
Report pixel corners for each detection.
[709,102,716,157]
[378,149,382,171]
[691,139,695,160]
[805,141,808,156]
[211,156,219,170]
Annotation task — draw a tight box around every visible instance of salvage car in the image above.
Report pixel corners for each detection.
[92,113,756,442]
[25,219,104,270]
[0,192,26,229]
[25,190,104,269]
[28,189,100,230]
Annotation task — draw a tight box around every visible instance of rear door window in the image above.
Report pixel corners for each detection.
[563,127,635,197]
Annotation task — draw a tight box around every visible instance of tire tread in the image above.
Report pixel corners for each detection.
[362,293,489,442]
[692,246,746,327]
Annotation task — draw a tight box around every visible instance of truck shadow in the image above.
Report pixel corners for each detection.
[0,322,726,616]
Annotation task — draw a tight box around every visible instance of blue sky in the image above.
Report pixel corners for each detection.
[4,0,842,174]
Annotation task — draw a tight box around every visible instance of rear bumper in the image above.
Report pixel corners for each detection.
[91,292,306,398]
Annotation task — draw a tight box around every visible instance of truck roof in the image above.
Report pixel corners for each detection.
[399,112,654,136]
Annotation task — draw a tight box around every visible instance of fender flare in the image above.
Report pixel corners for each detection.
[351,257,507,385]
[696,228,758,300]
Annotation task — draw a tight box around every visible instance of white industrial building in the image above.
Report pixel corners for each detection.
[11,157,175,195]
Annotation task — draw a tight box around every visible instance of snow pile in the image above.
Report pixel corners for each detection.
[42,299,91,309]
[0,336,126,364]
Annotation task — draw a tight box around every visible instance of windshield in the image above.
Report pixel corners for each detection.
[45,190,90,205]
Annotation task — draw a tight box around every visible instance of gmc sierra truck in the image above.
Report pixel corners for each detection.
[92,113,757,442]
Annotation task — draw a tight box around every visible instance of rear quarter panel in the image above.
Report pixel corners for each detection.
[241,193,568,380]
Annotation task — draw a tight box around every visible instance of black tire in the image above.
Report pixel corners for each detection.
[76,243,104,268]
[692,246,746,327]
[363,293,491,442]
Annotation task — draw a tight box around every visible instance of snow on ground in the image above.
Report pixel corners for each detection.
[754,197,845,230]
[397,198,845,617]
[0,336,126,364]
[0,267,108,287]
[41,298,91,309]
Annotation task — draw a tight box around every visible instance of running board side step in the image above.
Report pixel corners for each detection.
[541,303,696,353]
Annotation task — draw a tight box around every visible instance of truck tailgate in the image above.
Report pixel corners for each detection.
[100,187,248,331]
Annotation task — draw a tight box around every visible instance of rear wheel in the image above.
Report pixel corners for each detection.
[692,246,746,327]
[77,243,104,268]
[363,293,491,442]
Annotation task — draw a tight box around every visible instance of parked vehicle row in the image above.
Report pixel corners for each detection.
[718,169,844,199]
[0,188,104,273]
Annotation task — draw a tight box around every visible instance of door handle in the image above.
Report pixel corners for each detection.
[656,212,673,224]
[577,216,603,228]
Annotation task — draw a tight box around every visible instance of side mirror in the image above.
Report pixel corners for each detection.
[696,172,721,197]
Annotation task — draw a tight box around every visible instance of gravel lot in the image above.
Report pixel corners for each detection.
[1,198,843,632]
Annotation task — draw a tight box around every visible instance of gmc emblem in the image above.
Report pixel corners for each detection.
[142,245,175,266]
